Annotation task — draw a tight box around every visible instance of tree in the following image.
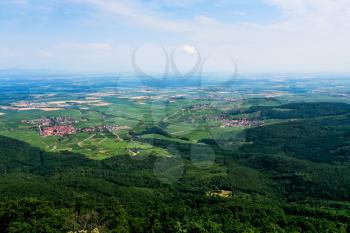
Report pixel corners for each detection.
[102,198,130,233]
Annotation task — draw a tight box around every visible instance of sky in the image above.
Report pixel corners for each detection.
[0,0,350,74]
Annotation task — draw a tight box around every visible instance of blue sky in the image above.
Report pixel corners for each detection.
[0,0,350,73]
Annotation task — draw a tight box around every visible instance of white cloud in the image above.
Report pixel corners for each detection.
[264,0,309,16]
[187,0,350,72]
[84,0,192,31]
[265,0,350,20]
[181,45,198,55]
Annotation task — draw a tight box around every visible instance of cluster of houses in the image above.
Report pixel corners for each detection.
[80,125,130,133]
[22,116,129,137]
[220,118,264,128]
[22,117,78,137]
[22,118,51,126]
[40,125,76,137]
[22,116,76,126]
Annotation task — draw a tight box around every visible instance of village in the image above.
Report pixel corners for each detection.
[22,116,130,137]
[220,118,264,128]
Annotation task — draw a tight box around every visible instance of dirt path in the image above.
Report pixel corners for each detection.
[171,131,185,135]
[78,134,96,147]
[99,137,108,144]
[163,109,183,122]
[114,133,122,141]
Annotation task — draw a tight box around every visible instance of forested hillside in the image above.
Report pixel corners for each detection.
[1,102,350,232]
